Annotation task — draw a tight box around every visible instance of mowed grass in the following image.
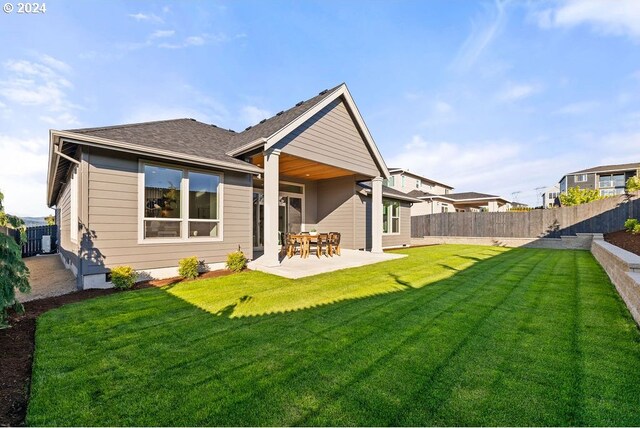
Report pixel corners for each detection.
[27,245,640,426]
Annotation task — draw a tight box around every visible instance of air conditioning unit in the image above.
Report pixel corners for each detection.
[42,235,51,253]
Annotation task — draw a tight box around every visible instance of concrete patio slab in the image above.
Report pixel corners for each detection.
[248,249,406,279]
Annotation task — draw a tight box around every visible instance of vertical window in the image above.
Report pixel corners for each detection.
[382,200,400,234]
[144,165,183,238]
[69,166,78,243]
[401,176,405,188]
[416,179,421,189]
[188,171,220,238]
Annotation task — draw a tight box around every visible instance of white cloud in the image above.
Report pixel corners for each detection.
[0,57,80,124]
[497,83,541,102]
[185,36,205,46]
[553,101,599,115]
[150,30,175,39]
[0,135,51,216]
[434,101,453,114]
[39,54,72,73]
[128,12,164,24]
[452,0,510,71]
[534,0,640,41]
[241,106,271,127]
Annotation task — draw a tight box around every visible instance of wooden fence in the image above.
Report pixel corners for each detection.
[0,224,58,257]
[411,195,640,238]
[22,225,57,257]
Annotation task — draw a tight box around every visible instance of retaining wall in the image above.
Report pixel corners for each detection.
[411,233,598,250]
[591,239,640,325]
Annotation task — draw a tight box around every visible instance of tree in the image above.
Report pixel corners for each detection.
[627,176,640,193]
[559,186,604,206]
[0,189,30,327]
[45,215,55,226]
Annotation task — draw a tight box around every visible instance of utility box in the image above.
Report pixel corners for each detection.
[42,235,51,253]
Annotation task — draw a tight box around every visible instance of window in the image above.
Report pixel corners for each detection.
[416,179,421,189]
[401,175,405,188]
[598,174,625,189]
[142,163,222,241]
[69,166,78,243]
[382,176,395,187]
[188,172,220,238]
[600,188,624,196]
[575,174,588,182]
[442,203,449,213]
[382,200,400,234]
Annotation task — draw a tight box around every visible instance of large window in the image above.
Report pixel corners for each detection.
[382,176,395,187]
[575,174,588,182]
[142,163,221,240]
[69,166,78,243]
[598,174,625,189]
[383,200,400,234]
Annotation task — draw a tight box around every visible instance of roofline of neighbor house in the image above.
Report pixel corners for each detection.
[387,168,454,190]
[357,187,422,203]
[47,130,263,207]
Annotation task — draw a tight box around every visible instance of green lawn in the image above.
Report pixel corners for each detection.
[27,245,640,426]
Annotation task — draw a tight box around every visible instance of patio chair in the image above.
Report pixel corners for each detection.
[316,233,329,257]
[283,233,301,258]
[328,232,341,256]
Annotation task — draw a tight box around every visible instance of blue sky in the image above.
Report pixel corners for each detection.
[1,0,639,216]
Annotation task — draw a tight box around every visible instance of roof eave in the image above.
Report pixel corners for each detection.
[225,138,267,157]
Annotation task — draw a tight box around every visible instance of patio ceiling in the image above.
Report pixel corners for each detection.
[250,152,355,180]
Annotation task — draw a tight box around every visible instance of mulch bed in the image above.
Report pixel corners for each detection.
[604,230,640,257]
[0,269,235,427]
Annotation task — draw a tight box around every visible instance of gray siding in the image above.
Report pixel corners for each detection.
[382,203,411,248]
[83,148,253,274]
[276,98,380,177]
[56,171,79,270]
[316,176,361,250]
[563,173,597,191]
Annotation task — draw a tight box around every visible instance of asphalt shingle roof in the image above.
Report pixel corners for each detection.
[65,84,345,166]
[445,192,502,200]
[570,162,640,174]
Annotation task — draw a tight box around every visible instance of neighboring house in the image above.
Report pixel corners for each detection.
[385,168,453,196]
[559,162,640,197]
[542,184,560,208]
[407,190,510,214]
[507,201,530,210]
[46,83,419,289]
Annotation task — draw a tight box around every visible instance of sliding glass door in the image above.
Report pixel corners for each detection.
[252,180,304,250]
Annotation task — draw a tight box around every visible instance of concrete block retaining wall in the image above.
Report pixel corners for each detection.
[591,239,640,326]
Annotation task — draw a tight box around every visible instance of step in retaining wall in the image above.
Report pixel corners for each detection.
[591,239,640,326]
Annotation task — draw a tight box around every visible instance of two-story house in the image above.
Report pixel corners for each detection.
[559,162,640,197]
[386,168,510,215]
[542,184,560,208]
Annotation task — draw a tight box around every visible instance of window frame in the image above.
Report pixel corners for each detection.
[382,199,401,235]
[69,165,78,244]
[138,160,224,244]
[575,174,588,182]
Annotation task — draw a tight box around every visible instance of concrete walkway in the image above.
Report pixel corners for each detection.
[249,249,406,279]
[18,254,76,302]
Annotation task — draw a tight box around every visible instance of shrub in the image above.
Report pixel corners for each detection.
[110,266,137,290]
[624,218,639,232]
[178,256,199,280]
[559,186,603,206]
[226,250,248,272]
[634,224,640,235]
[626,176,640,193]
[0,233,30,328]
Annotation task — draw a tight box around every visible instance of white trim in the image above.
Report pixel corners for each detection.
[137,160,225,244]
[382,198,401,236]
[264,84,390,179]
[225,137,267,157]
[69,165,78,244]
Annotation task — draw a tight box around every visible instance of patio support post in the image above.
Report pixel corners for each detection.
[263,147,281,266]
[371,176,383,253]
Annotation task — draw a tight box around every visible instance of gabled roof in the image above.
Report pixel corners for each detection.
[47,83,389,206]
[387,168,454,190]
[358,182,422,202]
[406,189,454,201]
[569,162,640,175]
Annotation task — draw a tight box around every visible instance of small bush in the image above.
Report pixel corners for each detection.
[0,233,30,328]
[178,256,200,280]
[624,218,639,233]
[226,251,247,272]
[110,266,137,290]
[634,224,640,235]
[626,176,640,193]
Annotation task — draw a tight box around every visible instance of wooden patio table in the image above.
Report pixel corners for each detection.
[289,233,329,258]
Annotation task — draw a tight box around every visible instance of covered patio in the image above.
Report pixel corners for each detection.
[249,248,405,279]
